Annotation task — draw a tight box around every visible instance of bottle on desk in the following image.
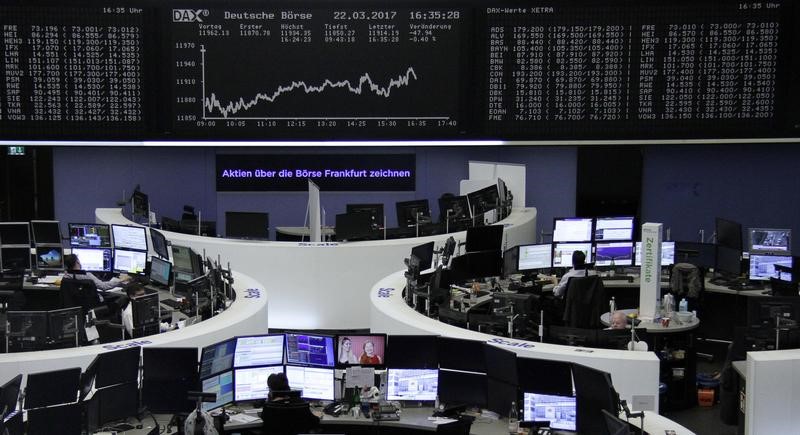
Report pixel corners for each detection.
[508,401,519,434]
[679,298,688,313]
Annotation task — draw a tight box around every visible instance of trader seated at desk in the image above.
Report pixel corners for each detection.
[608,311,628,330]
[63,253,130,291]
[551,251,596,297]
[120,283,146,337]
[257,372,322,434]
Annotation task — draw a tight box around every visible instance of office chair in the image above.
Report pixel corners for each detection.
[436,418,472,435]
[562,275,606,329]
[770,278,799,297]
[59,277,101,313]
[260,401,320,435]
[601,409,633,435]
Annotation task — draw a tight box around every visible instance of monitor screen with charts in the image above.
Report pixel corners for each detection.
[749,254,793,281]
[149,256,172,286]
[593,217,634,242]
[553,218,593,243]
[749,228,791,254]
[285,333,335,368]
[552,243,593,267]
[523,392,577,432]
[634,241,675,267]
[71,248,113,272]
[234,335,285,368]
[234,366,284,402]
[518,244,552,271]
[111,225,148,251]
[200,339,237,379]
[68,223,111,248]
[594,242,633,267]
[113,249,147,274]
[284,366,334,401]
[201,371,234,411]
[386,368,439,401]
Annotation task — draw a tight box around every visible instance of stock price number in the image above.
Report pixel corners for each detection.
[409,10,461,20]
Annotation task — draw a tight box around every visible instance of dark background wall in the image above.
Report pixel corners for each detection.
[48,143,800,252]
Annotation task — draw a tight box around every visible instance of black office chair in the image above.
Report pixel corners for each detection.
[260,401,321,435]
[601,409,633,435]
[59,277,101,313]
[562,275,606,329]
[770,278,799,297]
[436,418,472,435]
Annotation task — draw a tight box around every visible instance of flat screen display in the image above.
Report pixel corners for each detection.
[111,225,148,251]
[150,229,169,259]
[336,334,386,367]
[31,221,62,245]
[68,223,111,248]
[749,254,793,281]
[234,366,284,402]
[284,366,334,401]
[634,241,675,266]
[0,247,31,271]
[749,228,791,253]
[70,248,112,272]
[35,246,63,270]
[594,242,633,267]
[149,256,172,286]
[201,371,234,411]
[200,339,236,379]
[113,248,147,274]
[285,333,335,368]
[0,222,30,246]
[552,243,592,267]
[553,218,593,243]
[594,217,634,241]
[386,369,438,401]
[234,335,285,368]
[518,244,552,271]
[523,392,577,431]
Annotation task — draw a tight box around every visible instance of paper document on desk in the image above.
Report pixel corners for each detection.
[345,367,375,388]
[228,413,259,424]
[427,417,457,425]
[37,275,59,284]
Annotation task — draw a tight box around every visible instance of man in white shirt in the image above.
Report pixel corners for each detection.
[552,250,596,297]
[63,253,130,291]
[121,283,146,337]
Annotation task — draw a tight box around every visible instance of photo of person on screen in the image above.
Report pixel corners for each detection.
[359,340,382,365]
[338,337,358,364]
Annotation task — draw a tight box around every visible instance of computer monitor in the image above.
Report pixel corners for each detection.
[571,363,619,435]
[438,369,487,408]
[30,220,61,245]
[466,225,504,253]
[234,334,285,368]
[149,256,172,287]
[202,371,234,411]
[225,211,270,240]
[594,242,633,267]
[111,224,148,251]
[93,347,141,389]
[552,243,593,267]
[35,246,63,270]
[749,254,793,281]
[285,333,335,368]
[24,367,81,409]
[0,222,30,246]
[634,241,675,267]
[171,245,201,277]
[0,374,23,417]
[70,248,113,272]
[749,228,791,254]
[335,212,375,241]
[674,241,716,269]
[141,347,199,414]
[1,246,31,272]
[131,190,149,218]
[553,218,593,243]
[747,297,800,328]
[346,204,384,228]
[386,368,438,401]
[484,345,518,385]
[593,216,634,242]
[284,366,335,401]
[449,250,503,281]
[47,306,81,343]
[516,358,573,397]
[68,223,111,248]
[467,184,500,216]
[411,241,435,271]
[517,243,552,271]
[437,337,486,373]
[716,217,743,250]
[113,248,147,274]
[85,382,139,433]
[234,366,285,402]
[335,334,386,368]
[438,195,469,222]
[386,335,438,369]
[6,311,47,351]
[149,229,169,259]
[715,245,742,277]
[395,199,431,227]
[131,293,160,337]
[522,392,577,432]
[488,377,518,415]
[200,339,237,379]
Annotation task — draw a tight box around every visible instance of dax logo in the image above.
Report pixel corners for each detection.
[377,287,394,298]
[244,288,261,298]
[172,9,209,22]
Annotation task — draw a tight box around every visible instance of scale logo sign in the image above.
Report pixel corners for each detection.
[173,9,209,22]
[377,287,394,298]
[244,288,262,298]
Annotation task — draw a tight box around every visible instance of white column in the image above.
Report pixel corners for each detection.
[638,223,663,321]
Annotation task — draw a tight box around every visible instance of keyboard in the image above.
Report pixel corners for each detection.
[161,299,183,309]
[601,275,634,282]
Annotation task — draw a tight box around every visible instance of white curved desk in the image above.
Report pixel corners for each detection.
[369,271,662,413]
[0,270,267,382]
[97,207,537,330]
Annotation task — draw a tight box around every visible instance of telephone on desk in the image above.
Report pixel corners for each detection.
[371,403,399,421]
